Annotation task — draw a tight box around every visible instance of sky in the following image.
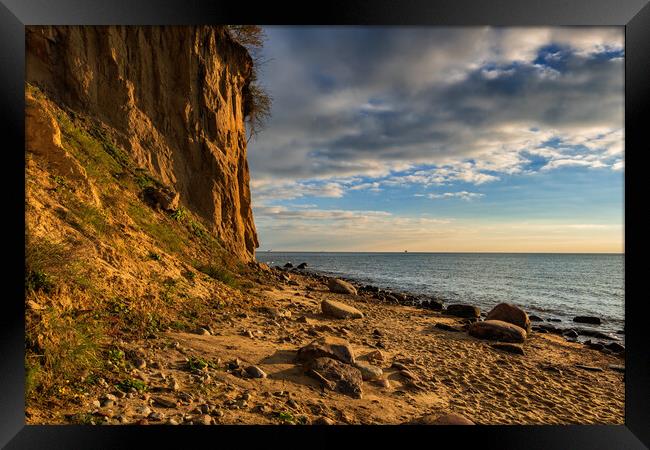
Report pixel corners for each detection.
[247,27,624,253]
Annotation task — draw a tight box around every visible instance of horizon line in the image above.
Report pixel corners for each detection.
[256,250,624,255]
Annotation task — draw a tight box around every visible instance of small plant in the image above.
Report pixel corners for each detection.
[196,264,239,288]
[148,251,162,261]
[50,174,68,191]
[25,269,55,293]
[186,356,219,372]
[276,411,295,424]
[116,378,147,393]
[182,270,196,281]
[170,207,188,223]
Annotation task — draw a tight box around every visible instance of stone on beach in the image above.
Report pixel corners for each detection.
[486,303,531,334]
[296,336,356,365]
[327,278,358,295]
[445,304,481,318]
[468,320,527,343]
[407,412,475,425]
[354,361,383,381]
[321,299,364,319]
[306,357,363,399]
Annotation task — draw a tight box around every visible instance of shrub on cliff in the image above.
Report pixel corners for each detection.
[227,25,273,141]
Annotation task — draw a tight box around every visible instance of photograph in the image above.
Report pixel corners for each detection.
[23,24,629,427]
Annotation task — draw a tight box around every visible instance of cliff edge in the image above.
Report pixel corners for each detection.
[26,26,259,260]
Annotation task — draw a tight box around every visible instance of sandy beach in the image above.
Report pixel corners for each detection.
[26,265,624,425]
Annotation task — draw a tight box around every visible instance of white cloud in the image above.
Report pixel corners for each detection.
[427,191,484,201]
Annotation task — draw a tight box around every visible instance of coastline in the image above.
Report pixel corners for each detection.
[27,263,625,425]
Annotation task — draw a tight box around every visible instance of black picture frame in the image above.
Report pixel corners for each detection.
[2,0,648,448]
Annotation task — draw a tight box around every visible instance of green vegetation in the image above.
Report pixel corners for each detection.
[116,378,147,393]
[195,263,239,288]
[25,308,103,397]
[186,355,219,372]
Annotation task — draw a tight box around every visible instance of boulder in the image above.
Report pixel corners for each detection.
[445,304,480,318]
[573,316,601,325]
[283,262,293,268]
[327,278,358,295]
[563,329,579,339]
[321,299,364,319]
[529,315,544,322]
[296,336,356,365]
[468,320,527,343]
[486,303,531,334]
[306,357,363,399]
[605,342,625,353]
[407,413,475,425]
[354,362,383,381]
[297,262,308,269]
[575,328,614,340]
[142,185,180,211]
[420,299,444,311]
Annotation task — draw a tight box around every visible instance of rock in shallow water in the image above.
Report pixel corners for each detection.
[468,320,527,343]
[321,299,364,319]
[573,316,601,325]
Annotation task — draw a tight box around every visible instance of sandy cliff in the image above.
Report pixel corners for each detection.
[26,26,259,260]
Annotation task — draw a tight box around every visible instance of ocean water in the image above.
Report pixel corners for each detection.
[256,252,625,339]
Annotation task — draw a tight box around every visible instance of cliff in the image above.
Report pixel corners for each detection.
[26,26,259,261]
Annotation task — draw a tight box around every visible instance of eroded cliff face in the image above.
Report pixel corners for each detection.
[26,26,259,260]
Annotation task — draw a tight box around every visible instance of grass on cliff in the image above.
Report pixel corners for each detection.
[25,87,261,409]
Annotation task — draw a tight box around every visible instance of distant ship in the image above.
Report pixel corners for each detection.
[404,250,408,253]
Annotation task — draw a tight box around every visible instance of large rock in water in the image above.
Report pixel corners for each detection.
[305,357,363,399]
[296,336,356,365]
[327,278,358,295]
[445,304,481,318]
[321,299,364,319]
[468,320,527,343]
[486,303,531,335]
[573,316,602,325]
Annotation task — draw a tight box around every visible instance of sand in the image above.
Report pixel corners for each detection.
[26,269,624,425]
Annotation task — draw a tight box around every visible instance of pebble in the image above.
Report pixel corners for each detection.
[313,417,335,425]
[152,397,177,408]
[245,365,267,379]
[197,328,211,336]
[148,412,164,421]
[135,406,152,416]
[198,414,213,425]
[133,358,147,369]
[92,400,101,408]
[167,418,180,425]
[101,399,115,408]
[391,362,409,371]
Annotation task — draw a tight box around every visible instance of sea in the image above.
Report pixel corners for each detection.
[256,252,625,340]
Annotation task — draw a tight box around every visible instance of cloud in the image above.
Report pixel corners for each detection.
[248,26,624,206]
[427,191,484,201]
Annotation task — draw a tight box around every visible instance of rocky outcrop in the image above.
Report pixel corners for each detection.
[26,26,259,260]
